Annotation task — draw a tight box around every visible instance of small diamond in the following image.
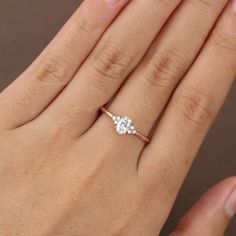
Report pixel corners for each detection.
[113,116,136,135]
[101,106,149,143]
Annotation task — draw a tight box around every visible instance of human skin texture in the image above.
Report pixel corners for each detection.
[0,0,236,235]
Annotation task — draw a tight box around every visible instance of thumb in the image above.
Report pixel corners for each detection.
[170,177,236,236]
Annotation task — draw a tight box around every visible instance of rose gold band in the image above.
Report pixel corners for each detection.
[134,131,150,144]
[101,107,114,118]
[101,107,150,144]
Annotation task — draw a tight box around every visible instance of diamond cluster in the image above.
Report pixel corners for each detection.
[112,116,137,135]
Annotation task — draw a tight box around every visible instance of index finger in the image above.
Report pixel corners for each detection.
[0,0,130,129]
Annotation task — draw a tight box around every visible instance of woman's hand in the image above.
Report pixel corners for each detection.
[0,0,236,235]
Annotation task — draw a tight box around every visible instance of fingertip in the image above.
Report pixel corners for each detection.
[171,177,236,236]
[81,0,130,28]
[225,186,236,217]
[232,0,236,12]
[105,0,128,6]
[194,176,236,217]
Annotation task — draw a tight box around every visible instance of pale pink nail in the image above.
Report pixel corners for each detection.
[225,188,236,217]
[105,0,120,5]
[232,0,236,12]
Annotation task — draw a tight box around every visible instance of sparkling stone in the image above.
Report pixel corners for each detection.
[113,116,136,135]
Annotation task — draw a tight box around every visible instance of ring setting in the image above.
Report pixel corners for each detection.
[101,107,150,144]
[112,116,137,135]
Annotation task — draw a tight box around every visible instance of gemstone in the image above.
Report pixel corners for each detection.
[113,116,136,135]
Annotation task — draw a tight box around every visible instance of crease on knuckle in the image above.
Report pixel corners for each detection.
[92,44,135,80]
[176,89,216,127]
[142,49,186,90]
[34,56,67,84]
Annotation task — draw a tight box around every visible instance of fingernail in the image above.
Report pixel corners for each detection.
[105,0,120,5]
[232,0,236,12]
[225,187,236,217]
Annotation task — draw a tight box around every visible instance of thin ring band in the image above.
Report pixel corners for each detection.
[100,107,150,144]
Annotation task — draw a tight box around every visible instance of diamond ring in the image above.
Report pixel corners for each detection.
[101,107,150,144]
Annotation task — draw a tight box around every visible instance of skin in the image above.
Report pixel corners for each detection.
[0,0,236,235]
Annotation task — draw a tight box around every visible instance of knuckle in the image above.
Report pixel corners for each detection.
[34,56,67,84]
[142,49,187,90]
[176,88,216,127]
[92,43,135,80]
[43,121,69,145]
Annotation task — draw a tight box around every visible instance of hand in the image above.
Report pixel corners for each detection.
[0,0,236,235]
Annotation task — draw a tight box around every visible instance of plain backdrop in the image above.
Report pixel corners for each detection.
[0,0,235,235]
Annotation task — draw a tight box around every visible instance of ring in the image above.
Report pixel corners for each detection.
[101,107,150,144]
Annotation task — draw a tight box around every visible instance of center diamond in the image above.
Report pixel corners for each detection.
[112,116,136,135]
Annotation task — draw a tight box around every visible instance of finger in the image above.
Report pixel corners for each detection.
[0,0,130,129]
[170,177,236,236]
[103,0,228,151]
[38,0,182,136]
[140,0,236,223]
